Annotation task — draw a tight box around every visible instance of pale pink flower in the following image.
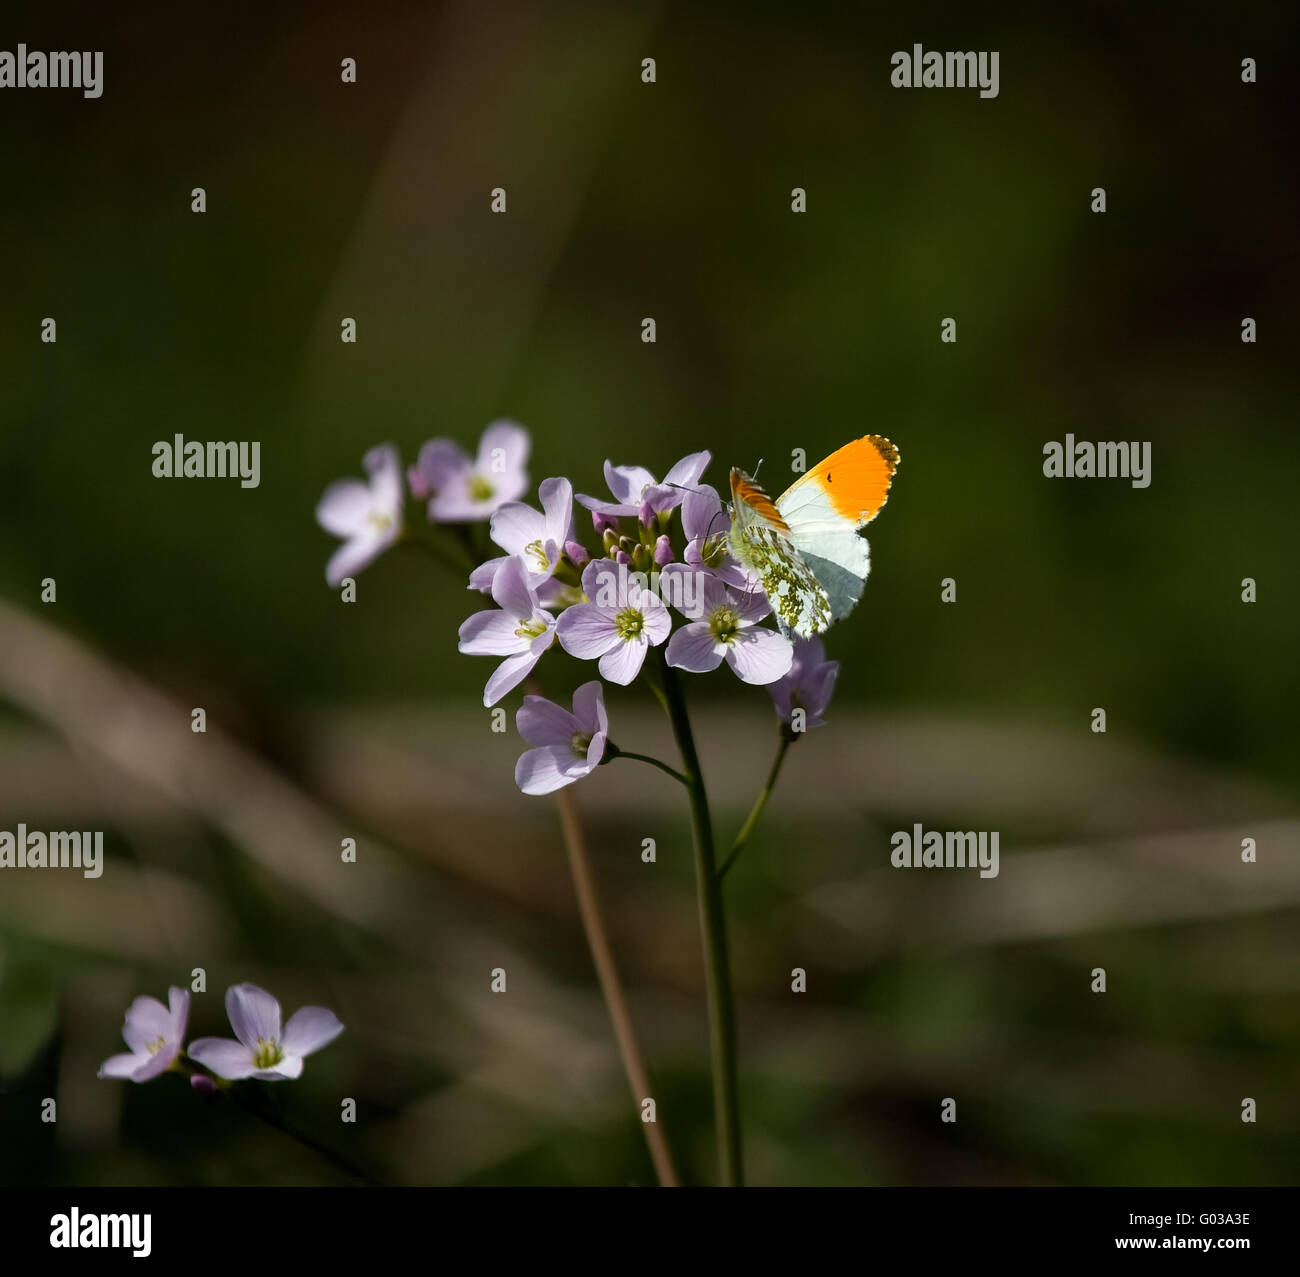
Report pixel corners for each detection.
[98,987,190,1083]
[577,452,711,522]
[514,682,609,795]
[410,420,530,521]
[188,983,343,1081]
[316,444,404,587]
[660,565,792,685]
[458,556,557,705]
[556,559,670,684]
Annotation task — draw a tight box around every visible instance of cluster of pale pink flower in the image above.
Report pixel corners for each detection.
[99,983,342,1088]
[314,422,839,794]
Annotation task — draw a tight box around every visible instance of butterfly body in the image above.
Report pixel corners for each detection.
[727,435,899,638]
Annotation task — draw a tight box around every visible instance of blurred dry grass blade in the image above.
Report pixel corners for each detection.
[0,600,657,1161]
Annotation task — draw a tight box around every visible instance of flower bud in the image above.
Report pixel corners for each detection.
[407,464,432,502]
[653,534,674,566]
[564,540,591,567]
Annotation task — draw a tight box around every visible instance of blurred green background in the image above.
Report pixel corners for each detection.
[1,0,1297,1185]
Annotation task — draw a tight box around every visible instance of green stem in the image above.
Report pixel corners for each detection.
[176,1055,381,1185]
[718,732,792,882]
[609,745,689,786]
[399,529,474,576]
[655,649,743,1186]
[229,1087,381,1186]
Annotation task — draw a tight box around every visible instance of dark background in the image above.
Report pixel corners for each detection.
[1,0,1296,1186]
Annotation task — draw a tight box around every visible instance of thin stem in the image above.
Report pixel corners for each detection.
[175,1055,381,1185]
[229,1087,381,1186]
[655,649,743,1186]
[552,784,681,1187]
[406,540,678,1186]
[718,732,792,882]
[612,747,689,786]
[399,529,473,576]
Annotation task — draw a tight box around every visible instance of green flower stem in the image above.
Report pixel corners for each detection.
[228,1087,381,1186]
[399,528,474,575]
[655,648,743,1186]
[607,744,689,786]
[175,1055,380,1185]
[717,731,793,883]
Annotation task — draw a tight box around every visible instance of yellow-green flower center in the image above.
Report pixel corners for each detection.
[614,607,645,640]
[524,539,550,572]
[702,533,728,567]
[570,731,592,758]
[514,616,549,640]
[367,511,392,532]
[709,606,740,643]
[469,475,496,502]
[144,1037,167,1056]
[253,1037,284,1069]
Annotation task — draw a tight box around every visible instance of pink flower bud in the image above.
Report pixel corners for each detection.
[407,463,432,502]
[653,534,674,566]
[565,540,591,566]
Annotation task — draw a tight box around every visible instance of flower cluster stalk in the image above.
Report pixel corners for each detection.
[657,651,743,1186]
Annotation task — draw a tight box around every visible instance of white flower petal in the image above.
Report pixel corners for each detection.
[281,1007,345,1058]
[188,1037,257,1080]
[363,444,404,517]
[98,1052,146,1080]
[226,983,282,1050]
[598,637,647,685]
[259,1054,305,1081]
[122,995,172,1053]
[515,745,591,795]
[315,480,372,537]
[726,627,794,685]
[483,650,540,706]
[666,623,724,674]
[516,694,579,748]
[570,681,607,738]
[459,609,530,656]
[556,605,616,660]
[489,502,546,557]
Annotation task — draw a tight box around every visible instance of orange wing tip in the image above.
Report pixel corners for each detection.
[807,435,899,524]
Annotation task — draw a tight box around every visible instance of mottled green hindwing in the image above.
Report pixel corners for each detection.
[733,524,832,638]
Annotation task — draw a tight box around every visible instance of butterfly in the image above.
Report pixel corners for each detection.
[726,435,899,638]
